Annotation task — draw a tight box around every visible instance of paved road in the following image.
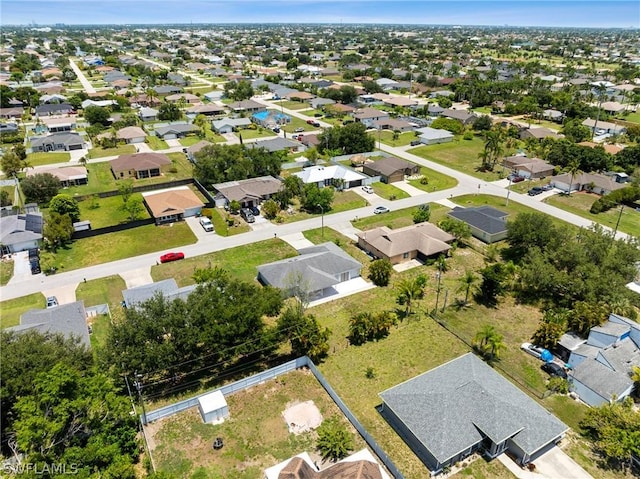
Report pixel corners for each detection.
[138,56,214,87]
[68,58,96,94]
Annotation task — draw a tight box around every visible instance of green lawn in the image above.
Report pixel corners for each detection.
[237,128,277,140]
[299,109,324,118]
[145,136,169,151]
[621,111,640,124]
[409,137,508,181]
[86,144,136,159]
[204,208,251,237]
[49,223,197,272]
[277,191,369,223]
[282,116,316,134]
[369,130,419,147]
[179,137,209,147]
[545,192,640,237]
[151,238,297,286]
[77,193,150,228]
[25,151,71,166]
[273,100,310,110]
[507,177,552,194]
[0,260,14,286]
[372,182,410,200]
[0,293,45,329]
[408,166,459,193]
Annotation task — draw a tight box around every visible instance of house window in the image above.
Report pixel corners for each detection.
[340,272,350,282]
[403,252,409,259]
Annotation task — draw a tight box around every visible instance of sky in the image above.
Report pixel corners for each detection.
[2,1,639,28]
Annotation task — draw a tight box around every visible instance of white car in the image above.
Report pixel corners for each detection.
[520,342,544,359]
[362,185,374,194]
[199,216,214,232]
[373,206,390,214]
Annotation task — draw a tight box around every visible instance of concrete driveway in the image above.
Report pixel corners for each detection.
[184,216,216,242]
[533,446,593,479]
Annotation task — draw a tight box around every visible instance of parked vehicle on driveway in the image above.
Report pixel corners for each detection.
[294,127,304,132]
[541,362,567,379]
[520,342,545,359]
[160,252,185,263]
[362,185,374,194]
[240,208,255,223]
[528,186,544,196]
[46,296,58,309]
[199,217,214,232]
[410,140,422,146]
[508,174,525,183]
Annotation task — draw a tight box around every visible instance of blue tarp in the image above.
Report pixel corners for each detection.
[540,349,553,363]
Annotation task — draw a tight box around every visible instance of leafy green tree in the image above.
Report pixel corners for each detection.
[504,212,559,261]
[473,324,506,360]
[83,105,111,125]
[158,102,182,121]
[568,301,609,337]
[368,259,393,287]
[1,150,25,178]
[473,115,493,131]
[229,200,241,214]
[277,304,330,362]
[123,196,144,221]
[431,117,464,135]
[261,199,279,219]
[194,144,280,185]
[118,179,134,204]
[43,212,73,250]
[224,79,254,101]
[565,157,582,196]
[476,263,510,307]
[300,183,334,213]
[48,194,80,222]
[531,309,569,349]
[348,310,397,346]
[316,417,354,462]
[412,204,431,223]
[12,143,26,162]
[561,119,592,143]
[0,190,11,207]
[439,217,472,243]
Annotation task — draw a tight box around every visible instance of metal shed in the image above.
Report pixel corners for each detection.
[197,390,229,424]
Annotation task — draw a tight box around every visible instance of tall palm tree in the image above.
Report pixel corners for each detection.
[457,271,478,305]
[566,158,582,196]
[474,325,497,350]
[474,325,505,360]
[486,333,506,360]
[396,277,425,317]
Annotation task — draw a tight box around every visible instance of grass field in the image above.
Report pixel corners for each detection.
[150,369,367,479]
[49,223,197,272]
[369,130,419,147]
[0,260,14,286]
[304,227,374,279]
[0,293,45,329]
[409,137,508,182]
[545,192,640,237]
[78,193,150,228]
[372,182,410,200]
[25,151,71,166]
[238,128,277,140]
[408,166,459,193]
[151,238,297,286]
[206,208,251,237]
[86,144,136,159]
[145,136,169,151]
[282,116,317,134]
[278,191,369,224]
[274,99,310,110]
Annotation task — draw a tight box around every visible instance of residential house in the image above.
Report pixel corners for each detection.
[39,94,67,104]
[186,103,226,117]
[227,99,265,113]
[577,141,623,155]
[551,172,628,195]
[582,118,626,135]
[166,93,201,104]
[381,96,418,108]
[600,101,626,115]
[185,140,213,162]
[356,223,454,264]
[284,91,315,101]
[116,126,147,144]
[310,97,335,110]
[211,117,252,134]
[441,109,476,125]
[122,278,197,309]
[26,166,87,187]
[249,137,302,154]
[252,110,291,128]
[31,132,85,152]
[41,117,76,133]
[154,85,183,95]
[212,176,282,208]
[154,123,199,140]
[264,449,389,479]
[542,109,564,123]
[81,99,117,109]
[143,187,205,225]
[415,127,454,145]
[0,107,25,119]
[362,156,420,183]
[138,107,159,122]
[294,165,368,190]
[0,212,43,254]
[372,118,414,132]
[110,152,171,179]
[203,90,224,102]
[34,103,75,116]
[519,128,562,141]
[0,123,19,134]
[379,353,569,474]
[353,108,390,128]
[7,301,90,348]
[567,314,640,407]
[257,242,362,301]
[375,78,399,90]
[502,156,554,179]
[448,206,508,243]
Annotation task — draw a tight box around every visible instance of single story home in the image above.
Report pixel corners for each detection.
[0,107,25,119]
[379,353,569,474]
[211,117,252,134]
[154,85,183,95]
[448,206,508,243]
[26,166,88,187]
[372,118,414,132]
[502,156,554,179]
[568,314,640,407]
[264,449,389,479]
[577,141,623,155]
[31,132,85,152]
[81,99,117,109]
[122,278,197,309]
[381,96,418,108]
[257,242,362,300]
[310,97,335,110]
[519,128,562,141]
[356,223,454,264]
[0,212,43,254]
[8,301,90,348]
[138,107,159,122]
[110,152,172,179]
[441,109,476,125]
[294,164,368,190]
[154,123,199,140]
[362,156,420,183]
[542,109,564,123]
[142,186,204,225]
[203,90,224,102]
[551,172,627,195]
[165,93,201,104]
[227,99,265,113]
[41,117,76,133]
[116,126,147,144]
[34,103,75,116]
[186,104,226,117]
[0,123,19,134]
[185,140,213,162]
[582,119,626,135]
[252,110,291,128]
[249,137,302,154]
[353,108,390,128]
[415,127,454,145]
[213,175,282,208]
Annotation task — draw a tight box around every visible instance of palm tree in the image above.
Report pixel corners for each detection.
[474,325,497,351]
[566,158,582,196]
[486,333,506,360]
[474,325,505,360]
[457,271,478,305]
[396,277,425,317]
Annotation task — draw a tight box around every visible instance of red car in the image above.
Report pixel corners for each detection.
[160,252,185,263]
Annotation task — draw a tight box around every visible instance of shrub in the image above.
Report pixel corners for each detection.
[419,176,429,185]
[316,417,354,462]
[547,377,569,394]
[368,259,393,286]
[463,131,474,140]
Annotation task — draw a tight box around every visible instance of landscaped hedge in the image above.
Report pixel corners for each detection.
[590,186,640,214]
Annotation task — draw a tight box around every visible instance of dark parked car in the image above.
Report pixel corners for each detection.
[541,362,567,379]
[410,140,422,146]
[160,252,185,263]
[508,174,525,183]
[528,186,544,196]
[30,259,41,274]
[250,205,260,216]
[240,208,255,223]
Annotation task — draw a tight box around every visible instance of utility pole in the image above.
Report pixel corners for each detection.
[134,373,148,426]
[434,270,442,315]
[613,204,624,238]
[317,204,324,240]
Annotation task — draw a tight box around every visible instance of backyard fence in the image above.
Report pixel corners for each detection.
[142,356,405,478]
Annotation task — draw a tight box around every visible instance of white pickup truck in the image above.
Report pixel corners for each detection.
[199,216,214,232]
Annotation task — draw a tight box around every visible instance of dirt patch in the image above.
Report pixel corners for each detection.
[282,400,323,435]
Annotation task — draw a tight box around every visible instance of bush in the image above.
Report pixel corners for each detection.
[463,131,474,140]
[419,176,429,185]
[316,417,354,462]
[261,199,279,220]
[368,259,393,286]
[547,377,569,394]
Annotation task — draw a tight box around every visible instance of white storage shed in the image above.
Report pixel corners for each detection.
[198,390,229,424]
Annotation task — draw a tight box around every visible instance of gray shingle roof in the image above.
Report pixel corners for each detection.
[380,353,568,463]
[448,207,508,235]
[572,358,633,400]
[0,213,43,246]
[249,137,299,153]
[257,242,361,293]
[11,301,90,348]
[122,279,197,308]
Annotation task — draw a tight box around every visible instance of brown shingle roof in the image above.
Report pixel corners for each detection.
[110,152,171,173]
[278,457,383,479]
[357,223,454,259]
[143,187,204,218]
[116,126,147,140]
